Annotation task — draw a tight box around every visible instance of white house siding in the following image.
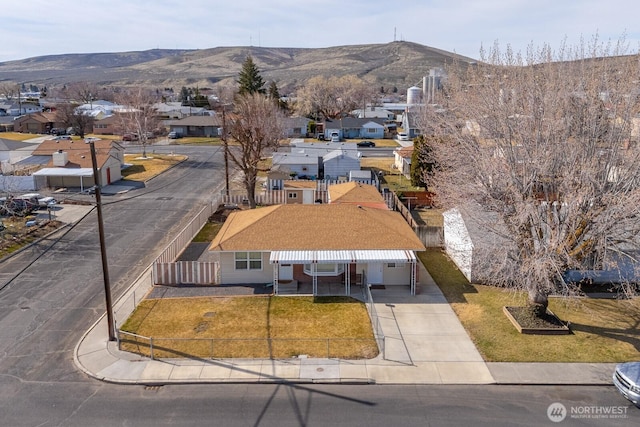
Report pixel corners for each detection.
[217,252,274,284]
[323,152,360,179]
[443,208,473,282]
[360,121,385,139]
[382,263,412,285]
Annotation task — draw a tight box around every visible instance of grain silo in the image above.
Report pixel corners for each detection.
[407,86,421,105]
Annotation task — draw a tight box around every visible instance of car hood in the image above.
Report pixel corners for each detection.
[617,362,640,382]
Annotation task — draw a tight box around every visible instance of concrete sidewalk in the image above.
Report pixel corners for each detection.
[73,263,616,386]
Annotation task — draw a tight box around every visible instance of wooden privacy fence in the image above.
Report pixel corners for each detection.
[153,261,217,285]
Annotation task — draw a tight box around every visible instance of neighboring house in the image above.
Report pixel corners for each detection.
[444,205,640,287]
[208,203,426,295]
[272,145,361,180]
[154,102,206,119]
[0,101,42,117]
[13,111,62,134]
[0,138,39,174]
[401,107,423,139]
[76,100,120,119]
[0,116,15,132]
[92,115,120,135]
[271,152,320,178]
[167,115,221,137]
[394,146,414,177]
[281,180,318,204]
[328,181,388,209]
[351,107,395,121]
[29,139,124,190]
[343,117,386,139]
[321,118,386,140]
[322,149,360,179]
[283,117,311,138]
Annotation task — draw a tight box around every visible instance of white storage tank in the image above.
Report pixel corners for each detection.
[407,86,421,105]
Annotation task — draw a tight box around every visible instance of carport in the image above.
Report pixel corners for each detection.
[270,249,418,295]
[33,168,95,191]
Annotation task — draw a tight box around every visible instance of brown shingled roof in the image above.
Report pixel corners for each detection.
[328,182,388,209]
[209,204,425,252]
[32,139,121,168]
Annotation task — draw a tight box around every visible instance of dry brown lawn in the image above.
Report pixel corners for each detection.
[420,249,640,362]
[120,296,378,359]
[122,153,187,182]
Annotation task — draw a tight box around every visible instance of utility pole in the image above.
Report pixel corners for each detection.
[222,108,230,196]
[88,139,116,341]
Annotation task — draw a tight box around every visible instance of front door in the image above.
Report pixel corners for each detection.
[367,263,383,284]
[279,263,293,281]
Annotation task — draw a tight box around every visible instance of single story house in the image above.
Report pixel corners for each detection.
[0,138,39,174]
[271,152,320,178]
[13,111,62,134]
[351,107,395,121]
[394,146,414,178]
[92,115,120,135]
[320,118,386,140]
[283,117,311,138]
[154,102,207,119]
[401,107,423,139]
[328,181,388,209]
[281,180,318,204]
[29,138,124,190]
[208,203,426,295]
[322,149,360,180]
[167,115,222,137]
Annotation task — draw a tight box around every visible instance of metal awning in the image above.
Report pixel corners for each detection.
[270,250,416,264]
[33,168,94,177]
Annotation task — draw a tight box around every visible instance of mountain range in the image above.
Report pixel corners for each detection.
[0,41,476,94]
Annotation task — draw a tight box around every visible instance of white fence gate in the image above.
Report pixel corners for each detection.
[153,261,217,285]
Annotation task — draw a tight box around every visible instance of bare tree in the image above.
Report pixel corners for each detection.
[295,75,373,119]
[226,92,285,208]
[0,83,19,101]
[56,102,94,138]
[114,88,161,158]
[422,37,640,313]
[55,81,115,103]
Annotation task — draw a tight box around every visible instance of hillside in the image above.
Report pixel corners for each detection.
[0,41,476,93]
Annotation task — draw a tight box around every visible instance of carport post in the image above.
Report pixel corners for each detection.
[88,140,116,341]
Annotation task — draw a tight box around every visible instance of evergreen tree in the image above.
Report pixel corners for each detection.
[237,55,265,95]
[267,81,288,111]
[411,135,438,188]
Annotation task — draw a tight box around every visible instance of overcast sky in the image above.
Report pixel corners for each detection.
[1,0,638,62]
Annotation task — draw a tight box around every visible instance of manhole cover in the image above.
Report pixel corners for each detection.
[157,197,173,201]
[316,367,324,372]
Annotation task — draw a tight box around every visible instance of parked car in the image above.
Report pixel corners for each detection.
[168,131,182,139]
[357,140,376,148]
[122,133,139,141]
[49,128,66,135]
[37,196,57,208]
[330,132,340,142]
[397,132,409,141]
[613,362,640,407]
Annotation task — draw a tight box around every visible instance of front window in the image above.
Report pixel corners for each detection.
[303,263,345,276]
[235,252,262,270]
